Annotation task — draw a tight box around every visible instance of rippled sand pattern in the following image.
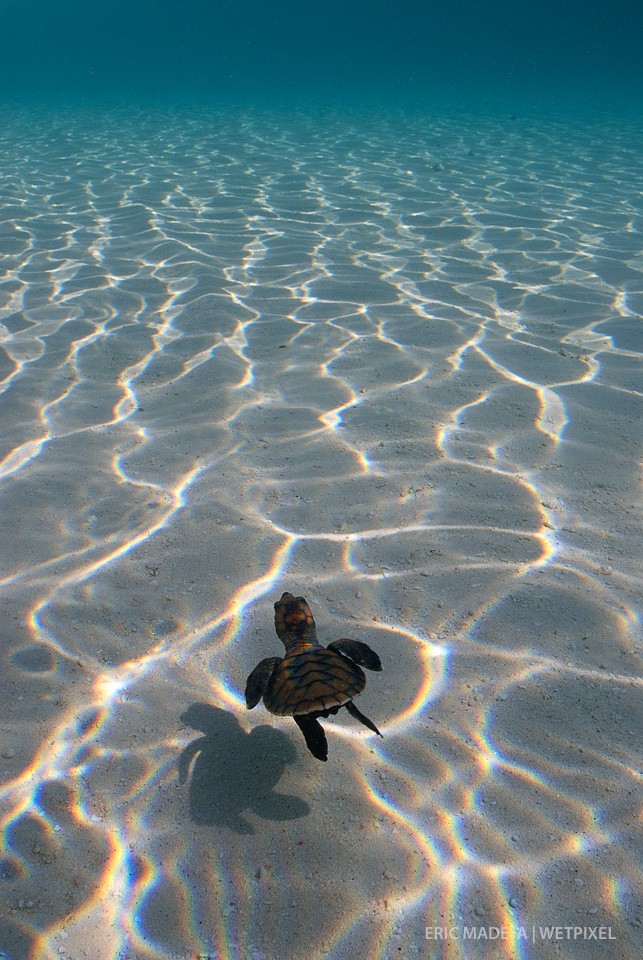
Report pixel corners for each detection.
[0,110,641,960]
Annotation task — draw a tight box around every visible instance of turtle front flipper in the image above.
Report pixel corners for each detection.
[294,715,328,762]
[245,657,282,709]
[345,699,383,737]
[327,638,382,672]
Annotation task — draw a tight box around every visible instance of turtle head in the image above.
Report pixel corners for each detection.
[274,591,318,652]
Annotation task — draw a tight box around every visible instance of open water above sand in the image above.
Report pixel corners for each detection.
[0,108,641,960]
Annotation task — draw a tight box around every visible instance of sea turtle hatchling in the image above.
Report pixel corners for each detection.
[245,592,383,761]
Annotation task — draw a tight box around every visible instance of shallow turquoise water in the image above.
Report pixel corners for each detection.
[0,104,640,960]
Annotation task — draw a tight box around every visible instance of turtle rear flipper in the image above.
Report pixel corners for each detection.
[245,657,282,709]
[328,638,382,672]
[294,715,328,762]
[345,699,383,737]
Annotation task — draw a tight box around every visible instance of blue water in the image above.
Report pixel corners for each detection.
[2,0,642,114]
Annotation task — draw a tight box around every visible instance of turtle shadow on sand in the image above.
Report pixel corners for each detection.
[178,703,309,834]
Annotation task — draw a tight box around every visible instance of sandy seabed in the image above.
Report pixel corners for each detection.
[0,107,641,960]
